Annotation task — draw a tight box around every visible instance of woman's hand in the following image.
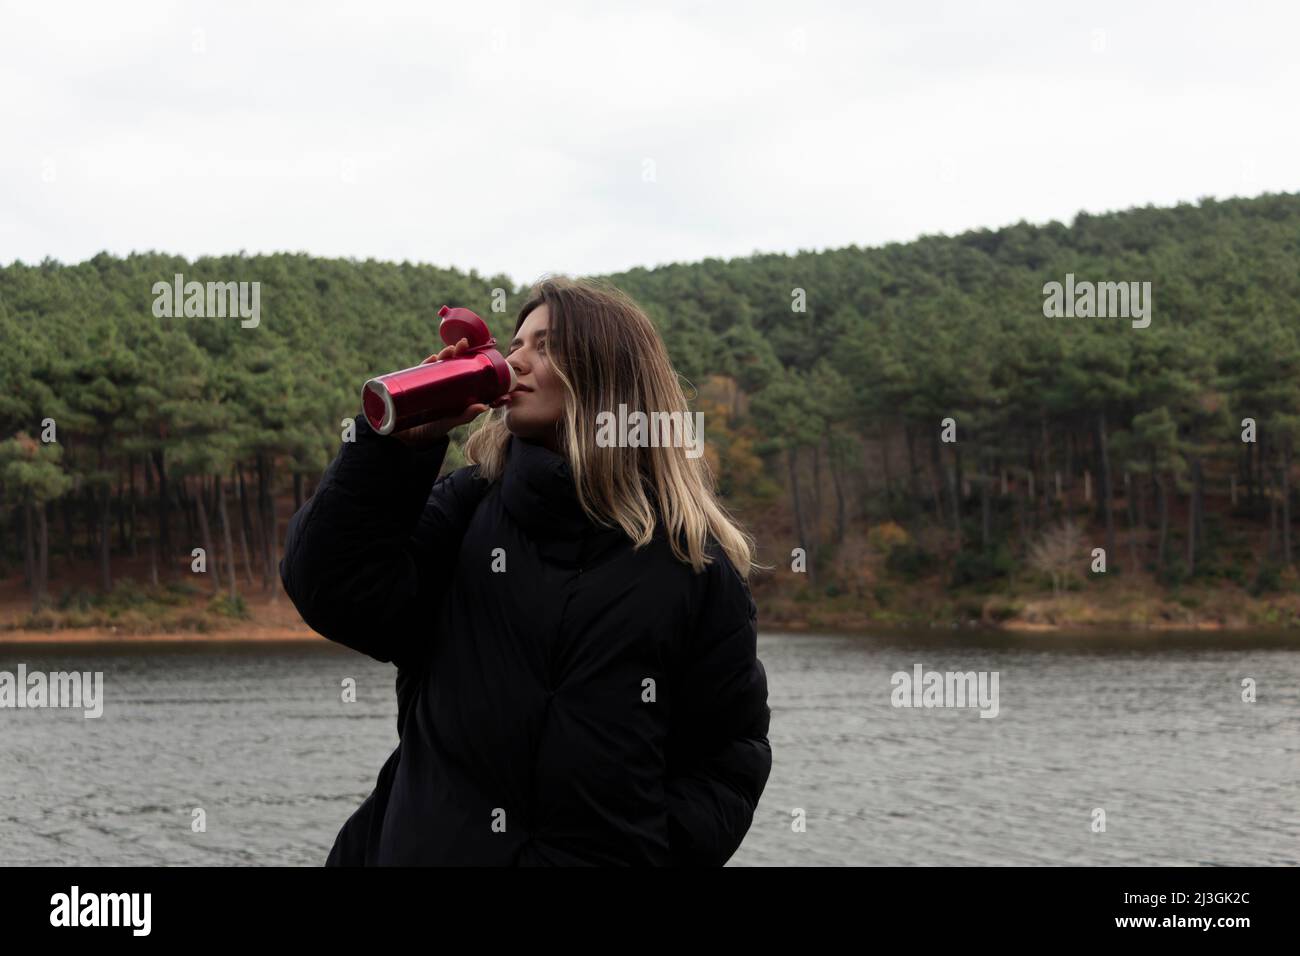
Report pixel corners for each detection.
[391,337,491,450]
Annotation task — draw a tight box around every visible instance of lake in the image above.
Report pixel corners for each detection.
[1,631,1296,866]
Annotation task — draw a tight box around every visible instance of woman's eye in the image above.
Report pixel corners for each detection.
[507,339,544,357]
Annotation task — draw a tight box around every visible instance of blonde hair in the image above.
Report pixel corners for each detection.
[464,275,757,578]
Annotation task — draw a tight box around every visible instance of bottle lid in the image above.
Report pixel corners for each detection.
[438,305,494,349]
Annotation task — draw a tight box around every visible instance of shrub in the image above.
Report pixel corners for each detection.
[950,546,1013,588]
[1250,562,1283,596]
[1157,558,1188,589]
[105,578,149,609]
[885,543,935,581]
[1220,562,1247,586]
[867,521,911,554]
[57,588,93,612]
[209,594,250,619]
[17,610,58,631]
[983,597,1022,623]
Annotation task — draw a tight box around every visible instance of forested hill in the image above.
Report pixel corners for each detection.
[3,191,1300,624]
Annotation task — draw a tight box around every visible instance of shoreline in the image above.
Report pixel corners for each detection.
[0,624,324,644]
[0,616,1291,643]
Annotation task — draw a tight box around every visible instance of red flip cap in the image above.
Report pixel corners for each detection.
[438,305,494,349]
[438,305,514,394]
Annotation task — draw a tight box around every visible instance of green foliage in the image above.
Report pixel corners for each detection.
[1157,558,1189,589]
[208,594,250,619]
[950,545,1014,588]
[885,543,936,581]
[5,194,1300,608]
[1250,562,1284,596]
[56,578,189,613]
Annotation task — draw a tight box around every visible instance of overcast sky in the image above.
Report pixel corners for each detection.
[2,0,1296,286]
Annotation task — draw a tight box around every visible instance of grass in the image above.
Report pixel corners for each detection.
[8,578,253,634]
[751,534,1300,631]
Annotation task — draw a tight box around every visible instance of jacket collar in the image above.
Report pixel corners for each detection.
[499,437,628,566]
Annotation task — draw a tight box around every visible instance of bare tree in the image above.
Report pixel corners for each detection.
[1028,520,1083,596]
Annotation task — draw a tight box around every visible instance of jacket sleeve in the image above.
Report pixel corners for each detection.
[664,552,773,866]
[279,413,485,670]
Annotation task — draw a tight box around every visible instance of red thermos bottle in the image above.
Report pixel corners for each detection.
[362,305,516,436]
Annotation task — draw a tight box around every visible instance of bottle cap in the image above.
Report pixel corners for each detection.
[438,305,494,349]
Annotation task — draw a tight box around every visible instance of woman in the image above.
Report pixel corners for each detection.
[280,275,772,866]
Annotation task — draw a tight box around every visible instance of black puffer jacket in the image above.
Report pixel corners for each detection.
[280,415,772,865]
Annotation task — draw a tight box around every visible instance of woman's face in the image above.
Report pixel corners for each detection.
[503,305,565,449]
